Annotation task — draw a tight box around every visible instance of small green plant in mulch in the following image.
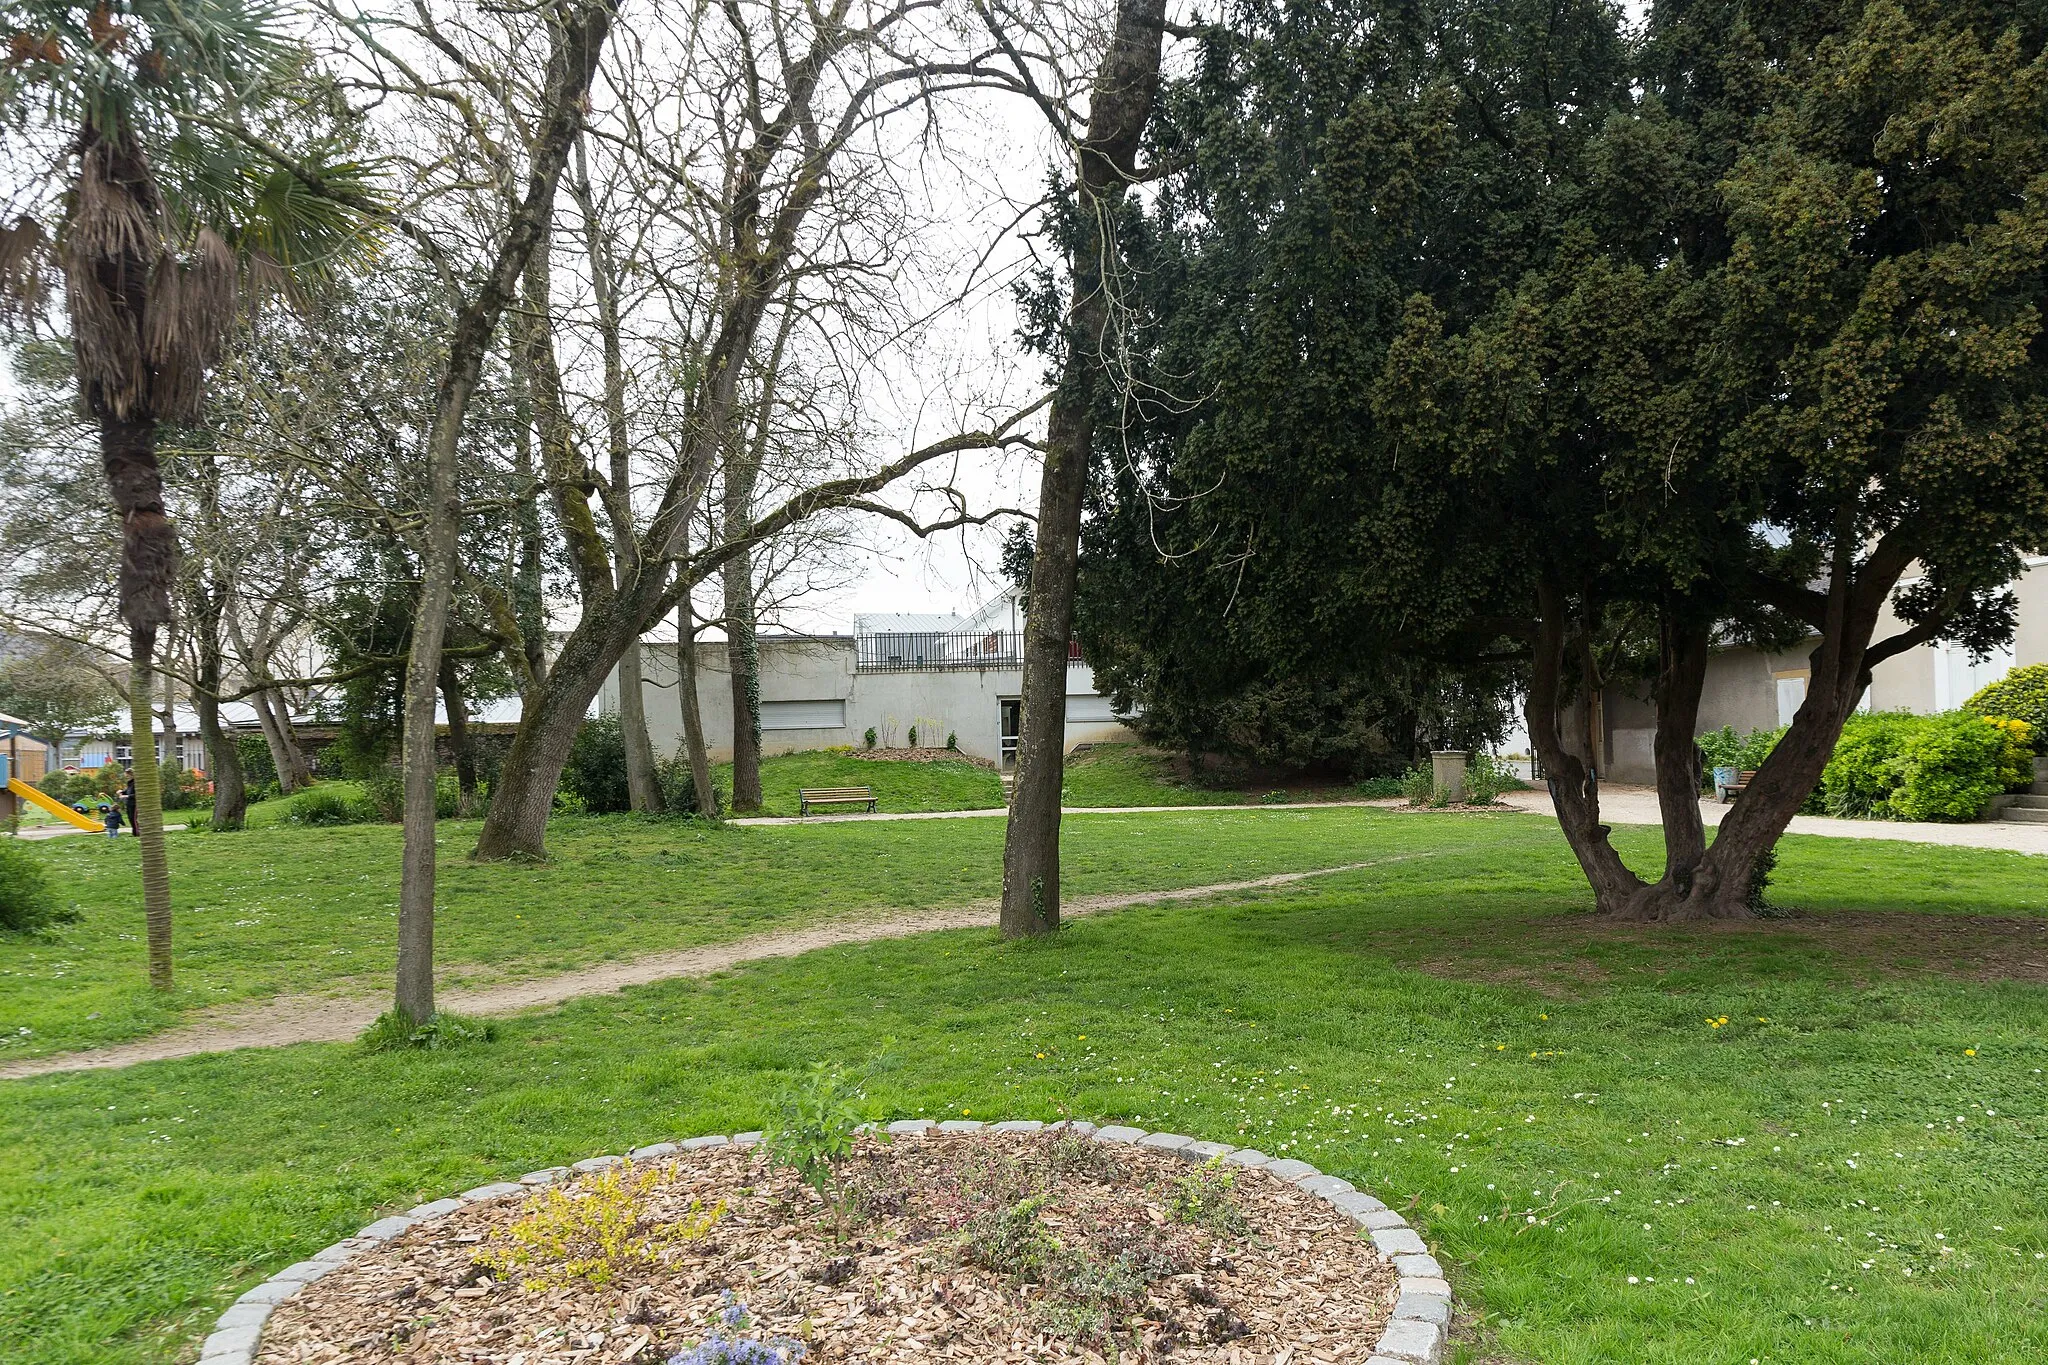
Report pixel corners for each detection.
[1400,765,1436,807]
[960,1193,1063,1280]
[1168,1160,1247,1234]
[764,1057,890,1239]
[359,1010,497,1053]
[478,1165,721,1290]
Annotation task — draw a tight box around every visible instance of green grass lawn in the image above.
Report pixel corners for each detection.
[722,750,1004,815]
[1,822,2044,1363]
[1061,742,1370,806]
[0,804,1487,1058]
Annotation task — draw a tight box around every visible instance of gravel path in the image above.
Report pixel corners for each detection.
[0,857,1422,1081]
[1498,785,2048,856]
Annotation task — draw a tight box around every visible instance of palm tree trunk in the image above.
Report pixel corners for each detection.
[101,409,177,988]
[129,638,172,988]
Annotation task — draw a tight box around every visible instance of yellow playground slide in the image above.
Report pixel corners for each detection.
[7,778,106,833]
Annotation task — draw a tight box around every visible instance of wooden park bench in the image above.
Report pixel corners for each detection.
[799,785,878,817]
[1720,769,1759,804]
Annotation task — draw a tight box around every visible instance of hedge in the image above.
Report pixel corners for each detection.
[1966,663,2048,752]
[1697,710,2033,823]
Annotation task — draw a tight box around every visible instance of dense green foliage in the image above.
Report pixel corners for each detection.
[0,837,69,933]
[6,822,2048,1364]
[1967,664,2048,752]
[1077,0,2048,908]
[1696,725,1786,780]
[1818,712,2035,821]
[559,717,706,817]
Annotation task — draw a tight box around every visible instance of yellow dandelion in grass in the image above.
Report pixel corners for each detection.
[1035,1052,1046,1059]
[1965,1048,1977,1057]
[1077,1034,1087,1041]
[962,1108,972,1115]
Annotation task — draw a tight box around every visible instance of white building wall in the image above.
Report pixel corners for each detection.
[603,636,1132,766]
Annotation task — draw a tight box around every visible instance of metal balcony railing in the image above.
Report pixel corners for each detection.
[854,631,1082,673]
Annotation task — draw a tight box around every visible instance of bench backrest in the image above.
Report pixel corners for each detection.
[800,787,874,799]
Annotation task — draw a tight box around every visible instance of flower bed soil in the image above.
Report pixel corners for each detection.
[852,747,996,770]
[257,1129,1395,1363]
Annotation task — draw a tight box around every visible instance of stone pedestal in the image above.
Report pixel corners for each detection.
[1430,750,1469,803]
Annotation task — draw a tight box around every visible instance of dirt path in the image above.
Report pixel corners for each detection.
[0,858,1418,1081]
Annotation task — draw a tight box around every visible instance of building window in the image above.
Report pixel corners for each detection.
[1932,641,2015,712]
[1774,673,1808,727]
[758,699,847,730]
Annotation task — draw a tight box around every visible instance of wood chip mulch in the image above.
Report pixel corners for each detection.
[258,1130,1395,1364]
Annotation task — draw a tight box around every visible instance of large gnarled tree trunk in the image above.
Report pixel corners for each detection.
[1000,0,1169,938]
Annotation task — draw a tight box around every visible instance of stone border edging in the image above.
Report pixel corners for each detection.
[200,1121,1451,1365]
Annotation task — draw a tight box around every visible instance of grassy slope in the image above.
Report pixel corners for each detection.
[1060,743,1366,807]
[717,750,1004,816]
[2,826,2045,1363]
[0,805,1486,1058]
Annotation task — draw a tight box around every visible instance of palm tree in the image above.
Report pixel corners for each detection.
[1,0,374,989]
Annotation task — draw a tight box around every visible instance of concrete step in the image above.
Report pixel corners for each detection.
[2008,794,2048,810]
[1999,806,2048,824]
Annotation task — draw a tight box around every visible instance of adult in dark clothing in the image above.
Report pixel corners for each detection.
[122,770,137,836]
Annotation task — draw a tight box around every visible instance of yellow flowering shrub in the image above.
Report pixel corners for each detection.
[478,1166,723,1289]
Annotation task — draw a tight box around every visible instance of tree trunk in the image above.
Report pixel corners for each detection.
[129,637,172,989]
[249,688,294,792]
[192,454,247,830]
[195,602,246,832]
[275,703,315,787]
[394,0,616,1023]
[574,145,663,816]
[1000,0,1169,938]
[725,558,762,812]
[1521,579,1651,917]
[618,641,664,812]
[723,441,763,810]
[472,625,625,859]
[395,425,457,1025]
[100,410,177,988]
[676,613,719,815]
[439,658,479,817]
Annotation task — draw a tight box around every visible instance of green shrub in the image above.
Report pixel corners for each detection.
[236,734,279,796]
[1889,713,2028,822]
[1355,774,1405,798]
[157,762,208,811]
[1818,712,1918,818]
[1464,751,1515,805]
[359,1009,496,1052]
[1818,710,2027,823]
[864,727,877,749]
[0,839,74,934]
[1400,764,1435,806]
[1966,663,2048,753]
[764,1059,888,1240]
[1696,725,1785,789]
[283,786,371,827]
[561,716,632,814]
[654,750,714,816]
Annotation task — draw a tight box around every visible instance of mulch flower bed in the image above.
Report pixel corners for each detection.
[852,747,996,770]
[258,1130,1394,1363]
